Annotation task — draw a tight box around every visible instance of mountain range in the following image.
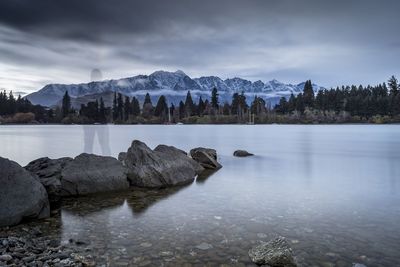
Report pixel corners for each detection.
[25,70,324,108]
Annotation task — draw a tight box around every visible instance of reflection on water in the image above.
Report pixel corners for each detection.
[1,125,400,265]
[83,125,111,156]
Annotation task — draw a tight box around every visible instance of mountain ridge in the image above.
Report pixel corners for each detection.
[25,70,324,107]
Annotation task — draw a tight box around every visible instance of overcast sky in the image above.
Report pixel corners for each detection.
[0,0,399,95]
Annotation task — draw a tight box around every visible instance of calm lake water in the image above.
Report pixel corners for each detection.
[1,125,400,266]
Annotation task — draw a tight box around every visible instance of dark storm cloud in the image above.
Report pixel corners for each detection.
[0,0,399,92]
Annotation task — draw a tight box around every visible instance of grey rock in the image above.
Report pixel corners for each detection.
[0,157,50,227]
[189,147,222,169]
[25,157,72,204]
[119,140,204,188]
[22,256,35,262]
[154,144,204,174]
[26,154,129,197]
[61,153,129,195]
[118,152,127,162]
[248,236,297,266]
[0,254,12,261]
[233,150,254,157]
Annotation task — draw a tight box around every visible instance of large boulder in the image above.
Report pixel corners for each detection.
[154,145,204,174]
[25,157,72,205]
[248,236,297,266]
[25,154,129,198]
[0,157,50,227]
[233,150,254,157]
[189,147,222,170]
[61,153,130,196]
[119,140,204,188]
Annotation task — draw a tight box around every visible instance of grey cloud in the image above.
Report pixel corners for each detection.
[0,0,399,93]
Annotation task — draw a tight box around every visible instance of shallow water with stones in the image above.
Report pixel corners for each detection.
[1,125,400,266]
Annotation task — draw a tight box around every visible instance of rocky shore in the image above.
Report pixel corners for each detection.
[0,140,226,266]
[0,210,99,267]
[1,140,222,228]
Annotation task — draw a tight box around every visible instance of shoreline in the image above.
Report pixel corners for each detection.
[1,122,400,126]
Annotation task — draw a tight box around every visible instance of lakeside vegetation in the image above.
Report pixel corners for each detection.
[1,76,399,124]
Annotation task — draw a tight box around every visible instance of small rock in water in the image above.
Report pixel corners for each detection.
[75,240,87,245]
[233,150,254,157]
[214,216,222,220]
[195,242,213,250]
[353,264,367,267]
[248,236,297,266]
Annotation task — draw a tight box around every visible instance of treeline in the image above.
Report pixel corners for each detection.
[1,76,399,124]
[0,91,49,123]
[275,77,400,123]
[61,88,268,124]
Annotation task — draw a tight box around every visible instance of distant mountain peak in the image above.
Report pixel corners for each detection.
[174,70,186,76]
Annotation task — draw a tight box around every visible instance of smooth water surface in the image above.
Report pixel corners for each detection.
[1,125,400,266]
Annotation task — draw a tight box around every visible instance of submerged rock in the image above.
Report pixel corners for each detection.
[195,242,213,250]
[189,147,222,169]
[248,236,297,266]
[233,150,254,157]
[25,154,129,198]
[119,140,204,188]
[0,157,50,227]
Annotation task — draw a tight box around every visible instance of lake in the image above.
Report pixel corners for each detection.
[1,125,400,266]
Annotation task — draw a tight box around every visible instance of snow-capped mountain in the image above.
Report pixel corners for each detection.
[25,70,324,107]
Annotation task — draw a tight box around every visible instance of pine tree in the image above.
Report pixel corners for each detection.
[197,96,205,116]
[231,93,240,115]
[184,91,194,117]
[144,93,152,106]
[169,104,175,121]
[61,91,71,118]
[154,95,168,119]
[117,93,124,121]
[288,93,296,113]
[250,96,266,115]
[315,90,325,111]
[131,97,141,116]
[124,96,131,121]
[388,75,398,96]
[295,93,305,113]
[238,91,248,114]
[276,97,288,114]
[303,80,314,108]
[7,91,16,115]
[178,100,185,119]
[0,90,6,114]
[211,87,219,109]
[112,92,118,121]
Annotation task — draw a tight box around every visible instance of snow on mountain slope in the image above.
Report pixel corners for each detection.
[25,70,324,107]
